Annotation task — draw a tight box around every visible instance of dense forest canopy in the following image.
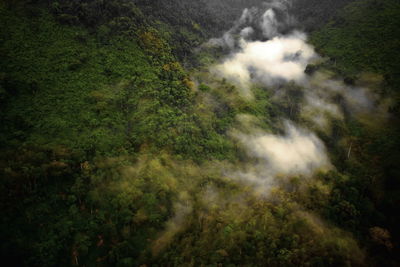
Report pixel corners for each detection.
[1,0,399,266]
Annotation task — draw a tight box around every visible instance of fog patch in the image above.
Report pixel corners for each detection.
[207,7,257,49]
[305,71,388,124]
[152,192,192,256]
[203,2,388,194]
[322,78,375,111]
[241,121,330,176]
[240,26,255,39]
[302,92,344,130]
[215,32,316,97]
[206,0,295,49]
[204,2,310,99]
[261,9,279,38]
[230,119,331,194]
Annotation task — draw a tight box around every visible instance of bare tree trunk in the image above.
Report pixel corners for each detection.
[347,142,352,159]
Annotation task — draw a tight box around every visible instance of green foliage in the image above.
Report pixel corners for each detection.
[291,0,356,32]
[1,0,400,266]
[310,2,400,254]
[311,0,400,91]
[198,83,211,92]
[0,3,235,266]
[155,189,364,266]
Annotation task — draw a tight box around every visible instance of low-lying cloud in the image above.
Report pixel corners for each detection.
[237,121,330,177]
[215,32,316,94]
[206,3,315,98]
[230,120,331,194]
[261,8,279,38]
[203,2,387,194]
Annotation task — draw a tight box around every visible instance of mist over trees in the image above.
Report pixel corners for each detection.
[1,0,399,266]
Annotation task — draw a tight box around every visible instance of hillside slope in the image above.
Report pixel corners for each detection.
[1,0,399,266]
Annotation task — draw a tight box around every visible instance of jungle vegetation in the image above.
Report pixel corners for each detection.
[0,0,399,266]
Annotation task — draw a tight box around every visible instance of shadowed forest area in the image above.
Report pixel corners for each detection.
[1,0,399,266]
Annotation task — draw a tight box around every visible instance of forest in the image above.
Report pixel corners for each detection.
[0,0,399,266]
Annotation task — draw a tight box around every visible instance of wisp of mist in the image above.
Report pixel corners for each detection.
[204,0,385,194]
